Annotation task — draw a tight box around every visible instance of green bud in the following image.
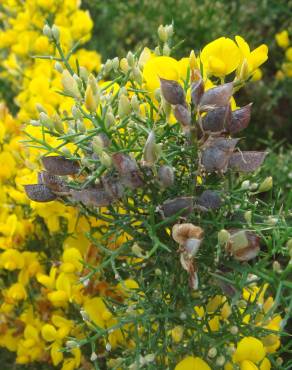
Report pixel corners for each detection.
[216,356,225,366]
[132,66,143,85]
[112,57,119,71]
[79,66,88,81]
[52,114,64,133]
[39,112,53,130]
[244,210,252,224]
[104,59,113,74]
[92,136,104,155]
[43,24,52,39]
[100,152,112,168]
[36,103,47,114]
[166,24,174,38]
[130,95,140,113]
[272,260,282,273]
[258,176,273,193]
[51,24,60,41]
[62,70,81,99]
[126,51,135,67]
[72,106,82,119]
[154,46,161,56]
[158,25,168,42]
[163,43,171,56]
[118,95,131,118]
[77,120,86,133]
[217,229,230,245]
[105,109,115,128]
[241,180,250,190]
[207,347,217,358]
[54,61,63,73]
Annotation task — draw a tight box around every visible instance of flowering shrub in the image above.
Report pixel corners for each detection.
[11,22,290,370]
[275,30,292,79]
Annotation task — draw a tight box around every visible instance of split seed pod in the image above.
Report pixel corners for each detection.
[69,187,112,207]
[42,156,80,176]
[38,171,69,193]
[225,229,260,261]
[160,78,185,105]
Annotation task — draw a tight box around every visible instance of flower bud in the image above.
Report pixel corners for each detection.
[216,356,225,366]
[43,24,52,39]
[92,136,104,155]
[52,114,64,133]
[120,58,129,73]
[112,57,119,71]
[189,50,199,70]
[54,61,63,73]
[258,176,273,193]
[132,66,143,85]
[90,352,98,362]
[171,325,184,343]
[166,24,174,38]
[79,66,88,81]
[118,95,131,118]
[85,85,99,112]
[62,70,81,99]
[36,103,47,114]
[244,210,252,224]
[160,78,185,105]
[272,260,282,273]
[77,120,86,133]
[217,229,230,245]
[154,46,161,56]
[162,43,171,56]
[237,58,249,80]
[51,24,60,41]
[105,108,115,127]
[241,180,250,190]
[126,51,135,67]
[131,243,144,258]
[158,25,168,42]
[104,59,113,74]
[208,347,217,358]
[143,131,159,166]
[39,112,54,130]
[66,340,79,349]
[100,152,112,168]
[157,165,175,188]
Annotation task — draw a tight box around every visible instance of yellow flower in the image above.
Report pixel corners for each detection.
[235,36,268,76]
[233,337,266,364]
[200,37,241,76]
[6,282,27,301]
[61,248,83,273]
[175,356,211,370]
[286,47,292,62]
[240,360,259,370]
[275,30,290,49]
[0,249,24,270]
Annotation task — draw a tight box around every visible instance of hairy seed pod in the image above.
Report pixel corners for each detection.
[225,229,260,261]
[102,174,124,199]
[199,82,233,110]
[228,151,267,172]
[172,223,204,245]
[24,184,57,202]
[159,78,185,105]
[173,104,191,127]
[157,165,175,188]
[197,190,222,210]
[42,156,80,176]
[112,153,144,189]
[191,78,204,107]
[160,196,194,217]
[202,105,231,132]
[69,187,112,207]
[38,171,69,193]
[228,103,252,134]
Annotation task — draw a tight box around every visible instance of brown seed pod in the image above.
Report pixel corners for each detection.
[112,153,144,189]
[24,184,57,202]
[38,171,69,193]
[197,190,222,210]
[102,174,124,199]
[202,105,231,133]
[225,229,260,261]
[69,187,112,207]
[160,196,194,217]
[42,156,80,176]
[157,165,175,188]
[173,104,191,127]
[228,103,252,134]
[159,78,186,105]
[191,78,205,107]
[172,223,204,245]
[199,82,233,110]
[228,151,267,172]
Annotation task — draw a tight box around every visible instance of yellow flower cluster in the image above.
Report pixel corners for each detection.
[275,30,292,79]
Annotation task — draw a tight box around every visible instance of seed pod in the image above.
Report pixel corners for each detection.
[38,171,69,193]
[69,187,112,207]
[197,190,222,210]
[42,156,80,176]
[199,82,233,110]
[112,153,144,189]
[227,103,252,134]
[173,104,191,127]
[191,78,204,107]
[160,196,194,217]
[202,105,231,132]
[201,137,239,173]
[225,229,260,261]
[228,151,267,172]
[157,165,175,188]
[159,78,185,105]
[172,223,204,245]
[102,174,124,199]
[24,184,57,202]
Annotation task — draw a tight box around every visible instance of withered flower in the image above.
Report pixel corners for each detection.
[225,229,260,261]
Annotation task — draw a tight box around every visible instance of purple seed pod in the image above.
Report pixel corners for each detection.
[69,187,112,207]
[226,229,260,262]
[102,174,124,199]
[159,78,186,105]
[228,151,267,172]
[199,82,233,111]
[38,171,69,193]
[227,103,252,134]
[202,105,231,132]
[42,156,80,176]
[197,190,222,211]
[24,184,57,202]
[191,78,204,107]
[160,196,194,217]
[201,137,239,172]
[157,165,175,188]
[112,153,144,189]
[174,104,191,127]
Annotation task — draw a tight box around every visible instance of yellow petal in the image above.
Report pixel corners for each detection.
[175,356,211,370]
[143,56,179,91]
[41,324,57,342]
[233,337,266,364]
